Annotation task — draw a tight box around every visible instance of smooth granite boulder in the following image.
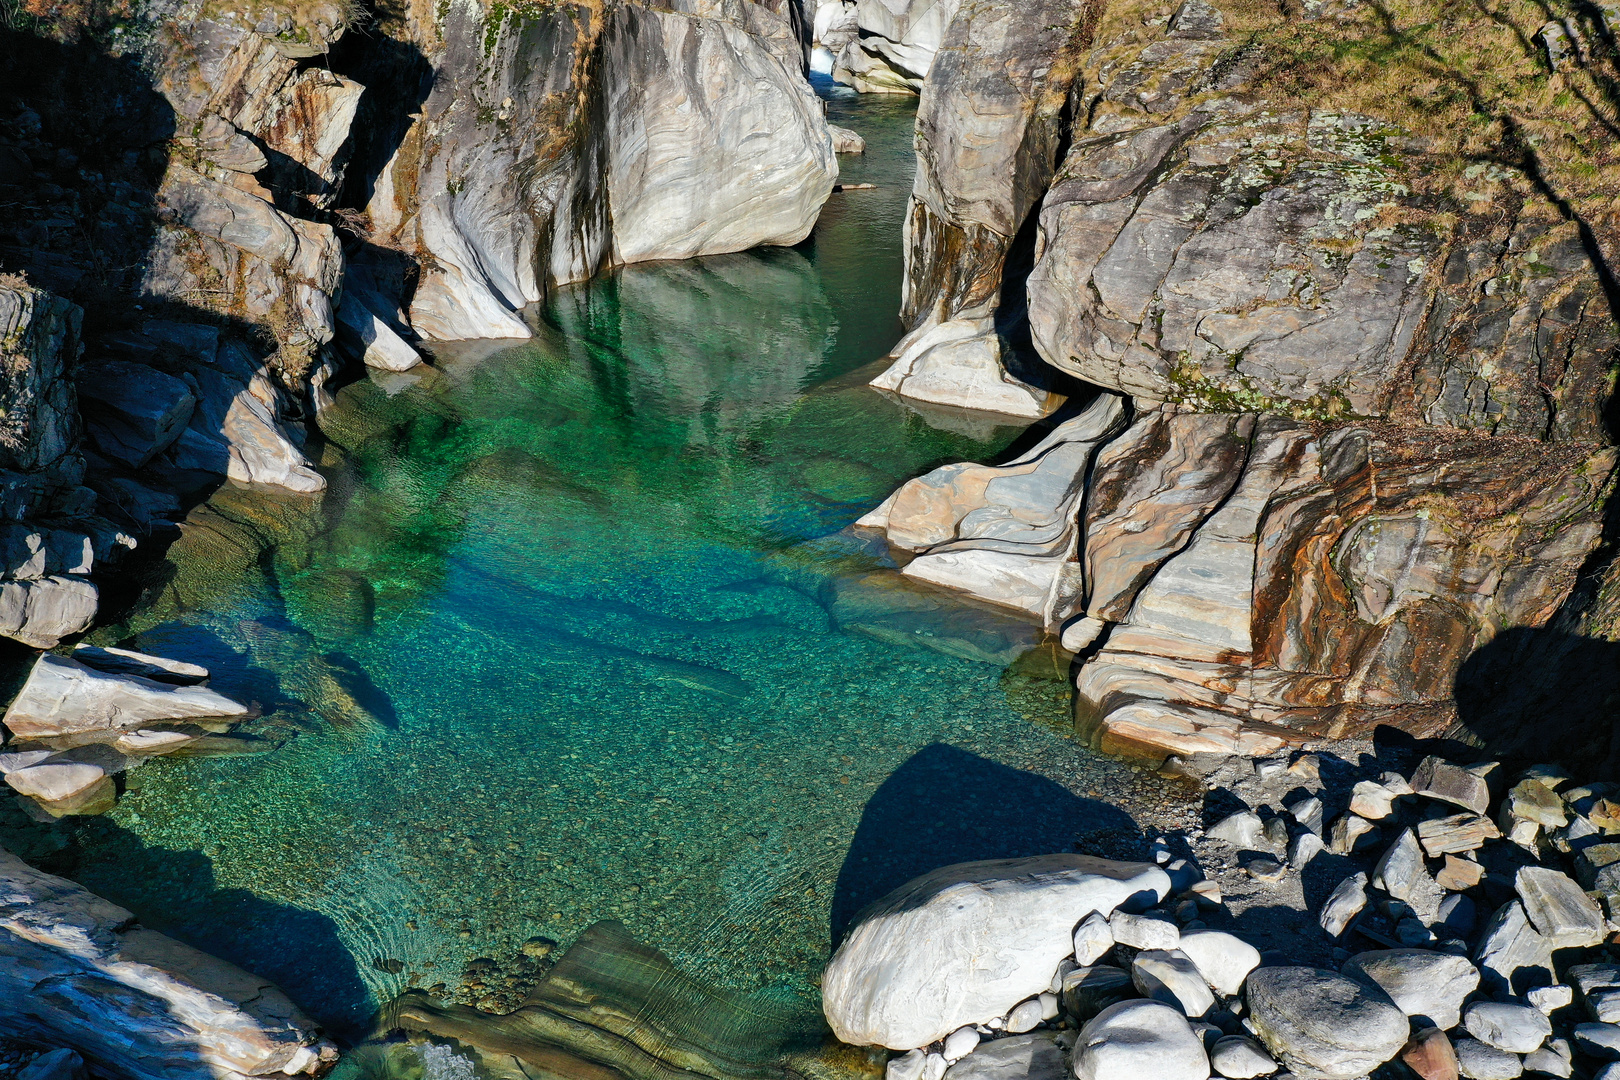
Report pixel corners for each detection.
[400,0,835,341]
[823,855,1170,1049]
[1246,967,1408,1079]
[1074,999,1209,1080]
[0,847,335,1080]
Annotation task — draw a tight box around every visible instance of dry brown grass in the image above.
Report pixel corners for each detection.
[1085,0,1620,260]
[1234,0,1620,238]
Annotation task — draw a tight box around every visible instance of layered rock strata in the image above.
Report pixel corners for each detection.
[0,846,336,1080]
[0,646,251,817]
[857,0,1620,759]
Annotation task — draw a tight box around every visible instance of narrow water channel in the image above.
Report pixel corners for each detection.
[50,84,1188,1039]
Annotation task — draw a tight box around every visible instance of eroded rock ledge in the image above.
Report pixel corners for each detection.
[855,0,1620,762]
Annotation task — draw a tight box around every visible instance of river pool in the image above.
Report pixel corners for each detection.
[34,83,1187,1040]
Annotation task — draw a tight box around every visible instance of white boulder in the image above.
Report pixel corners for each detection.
[1178,930,1261,997]
[1074,999,1209,1080]
[2,653,247,743]
[823,855,1170,1049]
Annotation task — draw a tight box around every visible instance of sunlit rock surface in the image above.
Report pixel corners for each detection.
[385,0,835,341]
[0,848,336,1080]
[823,855,1170,1049]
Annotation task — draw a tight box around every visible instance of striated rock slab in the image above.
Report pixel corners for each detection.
[0,846,335,1079]
[822,855,1169,1049]
[863,393,1125,622]
[3,653,247,744]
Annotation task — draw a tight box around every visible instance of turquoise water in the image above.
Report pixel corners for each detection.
[53,86,1180,1040]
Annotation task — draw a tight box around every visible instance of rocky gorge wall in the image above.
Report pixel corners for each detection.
[0,0,847,650]
[852,0,1620,766]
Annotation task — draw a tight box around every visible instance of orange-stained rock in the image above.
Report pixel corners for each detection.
[1402,1027,1460,1080]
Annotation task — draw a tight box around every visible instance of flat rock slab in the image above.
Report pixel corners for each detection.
[71,644,208,684]
[1412,757,1492,814]
[1418,814,1501,857]
[1342,949,1480,1030]
[823,855,1169,1049]
[1246,966,1408,1079]
[1571,964,1620,1022]
[2,653,247,741]
[1516,867,1606,948]
[1475,901,1555,995]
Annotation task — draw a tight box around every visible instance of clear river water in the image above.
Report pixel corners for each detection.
[41,82,1185,1041]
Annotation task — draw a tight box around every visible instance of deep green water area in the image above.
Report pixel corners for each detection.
[47,84,1184,1041]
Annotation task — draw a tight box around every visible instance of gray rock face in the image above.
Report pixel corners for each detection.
[1029,111,1432,414]
[149,164,343,371]
[1074,999,1210,1080]
[0,288,82,481]
[165,356,326,493]
[942,1033,1066,1080]
[1342,949,1480,1030]
[2,653,248,745]
[76,360,196,469]
[1475,901,1555,995]
[872,0,1090,412]
[822,855,1170,1049]
[397,0,835,341]
[0,287,109,648]
[0,848,335,1080]
[1245,967,1409,1079]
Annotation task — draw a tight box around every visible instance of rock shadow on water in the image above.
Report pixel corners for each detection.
[830,744,1141,946]
[59,821,375,1042]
